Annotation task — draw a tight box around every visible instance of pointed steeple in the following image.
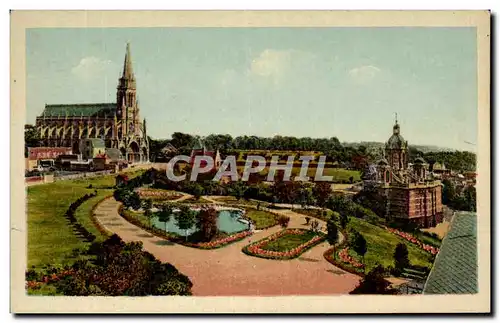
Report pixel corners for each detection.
[122,42,134,80]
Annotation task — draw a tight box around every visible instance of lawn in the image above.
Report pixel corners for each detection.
[346,217,434,273]
[244,210,277,229]
[294,208,335,222]
[27,170,145,268]
[261,230,317,252]
[235,166,361,183]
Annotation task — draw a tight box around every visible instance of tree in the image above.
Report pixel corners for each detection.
[352,232,367,272]
[326,219,339,259]
[143,199,154,227]
[230,182,247,201]
[393,243,409,274]
[339,212,349,230]
[310,220,320,233]
[175,205,196,241]
[24,124,40,157]
[53,235,193,296]
[312,182,332,208]
[277,215,290,228]
[197,207,218,242]
[442,179,456,205]
[191,183,204,200]
[170,132,194,154]
[157,204,173,232]
[350,265,397,295]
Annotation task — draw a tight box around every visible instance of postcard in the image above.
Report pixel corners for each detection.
[11,10,490,313]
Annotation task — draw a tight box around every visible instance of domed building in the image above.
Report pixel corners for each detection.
[364,118,443,228]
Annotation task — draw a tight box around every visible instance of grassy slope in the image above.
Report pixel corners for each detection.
[235,166,361,182]
[27,170,144,268]
[347,217,434,272]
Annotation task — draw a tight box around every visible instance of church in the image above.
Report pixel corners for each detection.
[363,118,444,228]
[35,43,149,163]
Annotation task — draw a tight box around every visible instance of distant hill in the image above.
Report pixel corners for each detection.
[342,141,456,153]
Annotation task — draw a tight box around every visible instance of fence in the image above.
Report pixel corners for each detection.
[53,170,114,182]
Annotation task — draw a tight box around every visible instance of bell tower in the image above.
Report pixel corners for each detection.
[116,42,137,136]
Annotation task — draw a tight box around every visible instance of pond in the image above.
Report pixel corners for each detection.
[151,209,249,236]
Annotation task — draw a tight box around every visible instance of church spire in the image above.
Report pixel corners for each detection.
[122,42,134,80]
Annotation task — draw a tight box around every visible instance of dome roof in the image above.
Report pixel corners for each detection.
[414,156,426,164]
[386,134,407,149]
[386,122,407,149]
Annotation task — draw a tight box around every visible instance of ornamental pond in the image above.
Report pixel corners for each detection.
[150,207,250,236]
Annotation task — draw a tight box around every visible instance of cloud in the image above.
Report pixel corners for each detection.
[249,49,293,79]
[71,56,114,81]
[247,49,317,87]
[348,65,381,84]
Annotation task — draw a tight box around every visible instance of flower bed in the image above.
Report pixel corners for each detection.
[323,228,365,277]
[385,227,440,255]
[183,230,253,249]
[243,228,325,260]
[135,188,183,201]
[26,268,76,291]
[118,205,252,250]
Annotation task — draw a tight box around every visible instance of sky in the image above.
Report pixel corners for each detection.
[26,27,477,151]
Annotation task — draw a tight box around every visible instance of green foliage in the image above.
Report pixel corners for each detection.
[196,207,218,242]
[425,151,476,173]
[244,210,278,229]
[190,183,204,200]
[114,187,142,210]
[24,124,40,157]
[350,265,398,295]
[312,182,331,207]
[157,204,174,232]
[175,205,197,239]
[34,234,193,296]
[277,215,291,228]
[339,211,349,229]
[260,230,319,252]
[347,217,433,273]
[326,218,339,247]
[393,243,410,274]
[351,231,367,268]
[442,180,477,211]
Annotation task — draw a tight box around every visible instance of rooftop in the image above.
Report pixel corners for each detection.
[423,211,478,294]
[39,103,116,118]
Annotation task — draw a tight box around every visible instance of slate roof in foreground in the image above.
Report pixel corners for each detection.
[423,211,478,294]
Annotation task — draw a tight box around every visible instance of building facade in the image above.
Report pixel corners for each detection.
[363,119,443,228]
[35,43,149,163]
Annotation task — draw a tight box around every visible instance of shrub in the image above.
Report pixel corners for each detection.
[350,265,398,295]
[277,215,291,228]
[310,220,320,232]
[51,235,193,296]
[394,243,410,273]
[197,207,218,242]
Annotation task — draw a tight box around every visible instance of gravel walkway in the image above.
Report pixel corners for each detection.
[93,196,360,296]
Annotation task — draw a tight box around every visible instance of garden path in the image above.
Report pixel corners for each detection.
[93,195,359,296]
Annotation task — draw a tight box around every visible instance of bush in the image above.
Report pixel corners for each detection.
[197,207,218,242]
[350,265,398,295]
[393,243,410,274]
[277,215,291,228]
[44,235,193,296]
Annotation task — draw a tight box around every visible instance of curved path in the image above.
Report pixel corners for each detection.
[93,196,360,296]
